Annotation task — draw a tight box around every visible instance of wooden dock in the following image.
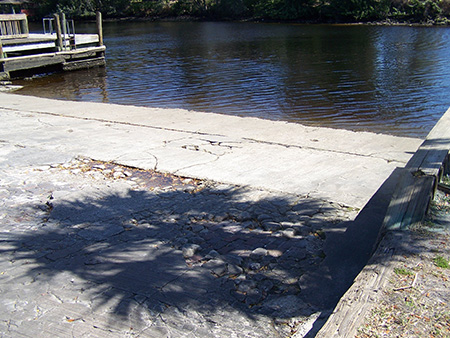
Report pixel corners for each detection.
[0,12,105,79]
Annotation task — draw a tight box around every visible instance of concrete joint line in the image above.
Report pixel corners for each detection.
[7,107,227,138]
[242,136,401,163]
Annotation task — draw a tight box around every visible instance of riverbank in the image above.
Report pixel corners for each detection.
[26,0,450,25]
[88,15,450,26]
[357,191,450,337]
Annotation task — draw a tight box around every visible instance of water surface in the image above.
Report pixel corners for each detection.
[15,21,450,138]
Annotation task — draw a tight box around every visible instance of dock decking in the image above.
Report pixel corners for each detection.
[0,13,105,79]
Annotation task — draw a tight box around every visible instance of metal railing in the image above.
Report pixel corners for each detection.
[43,13,76,50]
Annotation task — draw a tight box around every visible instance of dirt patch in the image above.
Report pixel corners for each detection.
[58,156,206,192]
[357,190,450,338]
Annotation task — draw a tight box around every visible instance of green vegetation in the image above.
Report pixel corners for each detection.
[25,0,450,23]
[394,267,414,275]
[434,256,450,269]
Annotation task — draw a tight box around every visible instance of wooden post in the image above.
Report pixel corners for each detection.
[54,14,63,51]
[61,12,67,50]
[96,11,103,47]
[0,38,3,59]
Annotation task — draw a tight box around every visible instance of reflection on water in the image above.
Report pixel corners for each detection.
[15,22,450,138]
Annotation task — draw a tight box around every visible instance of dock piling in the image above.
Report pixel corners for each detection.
[96,11,103,47]
[54,14,63,51]
[61,13,67,50]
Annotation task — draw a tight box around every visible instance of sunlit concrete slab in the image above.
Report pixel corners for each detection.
[0,92,422,209]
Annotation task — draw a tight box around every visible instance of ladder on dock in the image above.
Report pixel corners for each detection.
[43,14,76,50]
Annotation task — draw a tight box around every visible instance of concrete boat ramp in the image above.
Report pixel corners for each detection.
[0,93,421,209]
[0,93,427,337]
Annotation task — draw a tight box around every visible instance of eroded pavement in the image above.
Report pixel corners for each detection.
[0,93,424,337]
[0,150,358,337]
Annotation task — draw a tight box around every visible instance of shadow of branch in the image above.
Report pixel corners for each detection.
[2,183,354,335]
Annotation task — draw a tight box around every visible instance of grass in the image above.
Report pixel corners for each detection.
[434,256,450,269]
[394,267,414,276]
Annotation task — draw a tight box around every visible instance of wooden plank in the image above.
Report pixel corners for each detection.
[57,45,105,56]
[406,107,450,175]
[315,232,401,338]
[0,14,28,39]
[3,54,64,72]
[1,35,56,46]
[3,42,56,53]
[2,45,104,61]
[1,34,98,48]
[62,56,105,71]
[0,14,27,21]
[383,107,450,231]
[383,170,435,230]
[61,50,98,61]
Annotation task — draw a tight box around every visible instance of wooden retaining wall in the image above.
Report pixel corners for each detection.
[315,107,450,337]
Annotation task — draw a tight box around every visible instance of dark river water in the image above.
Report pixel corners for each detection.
[14,21,450,138]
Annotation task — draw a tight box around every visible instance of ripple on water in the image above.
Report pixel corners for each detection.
[15,22,450,138]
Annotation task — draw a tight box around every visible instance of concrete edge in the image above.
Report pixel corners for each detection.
[314,107,450,337]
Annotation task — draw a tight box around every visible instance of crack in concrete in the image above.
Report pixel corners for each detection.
[242,137,405,164]
[4,107,408,166]
[112,151,159,171]
[172,155,221,176]
[37,118,54,127]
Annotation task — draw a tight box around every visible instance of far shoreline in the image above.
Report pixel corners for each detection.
[27,13,450,28]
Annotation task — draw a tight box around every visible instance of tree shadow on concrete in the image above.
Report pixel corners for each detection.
[1,182,355,336]
[298,168,404,311]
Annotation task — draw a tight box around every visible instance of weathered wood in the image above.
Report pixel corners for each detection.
[0,45,106,76]
[61,13,67,43]
[54,14,63,51]
[0,14,28,39]
[406,107,450,176]
[383,170,435,230]
[62,56,105,71]
[0,15,104,78]
[382,107,450,231]
[3,53,64,72]
[1,34,97,47]
[438,182,450,194]
[96,11,103,47]
[315,232,400,338]
[56,46,106,60]
[61,49,99,61]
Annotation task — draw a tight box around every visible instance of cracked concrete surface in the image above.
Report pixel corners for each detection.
[0,92,427,337]
[0,93,421,209]
[0,155,356,337]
